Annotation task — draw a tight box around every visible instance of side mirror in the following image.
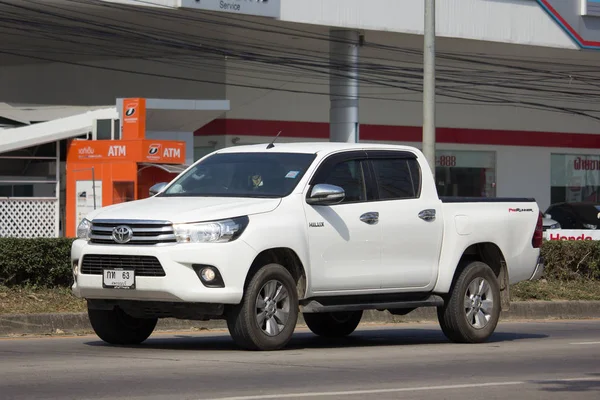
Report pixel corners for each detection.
[306,184,345,206]
[149,182,167,197]
[544,213,552,219]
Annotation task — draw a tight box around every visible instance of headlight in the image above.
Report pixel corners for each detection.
[583,223,597,230]
[77,218,92,240]
[173,216,249,243]
[550,223,561,230]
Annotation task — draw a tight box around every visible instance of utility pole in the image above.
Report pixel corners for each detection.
[423,0,436,178]
[330,29,360,143]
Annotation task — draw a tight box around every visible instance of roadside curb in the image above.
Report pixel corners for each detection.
[1,301,599,337]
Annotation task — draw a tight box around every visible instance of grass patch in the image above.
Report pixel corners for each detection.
[511,280,600,301]
[1,281,600,315]
[0,286,86,315]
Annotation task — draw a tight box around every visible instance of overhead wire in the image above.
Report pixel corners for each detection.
[1,0,600,120]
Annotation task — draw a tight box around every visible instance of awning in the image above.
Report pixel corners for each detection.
[0,108,118,154]
[137,163,189,174]
[117,98,230,132]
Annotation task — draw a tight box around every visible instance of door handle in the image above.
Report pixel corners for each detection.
[360,212,379,225]
[418,209,436,222]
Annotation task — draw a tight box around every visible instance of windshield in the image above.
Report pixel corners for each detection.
[160,152,316,198]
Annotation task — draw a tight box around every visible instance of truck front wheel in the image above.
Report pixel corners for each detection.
[304,311,363,338]
[437,261,501,344]
[88,306,157,345]
[226,263,299,351]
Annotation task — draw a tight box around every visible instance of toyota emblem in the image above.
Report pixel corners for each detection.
[112,225,133,244]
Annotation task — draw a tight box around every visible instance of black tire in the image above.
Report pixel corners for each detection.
[226,263,299,351]
[87,306,157,345]
[437,261,501,344]
[304,311,363,338]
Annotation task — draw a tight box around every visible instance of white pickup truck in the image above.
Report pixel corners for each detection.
[71,142,544,351]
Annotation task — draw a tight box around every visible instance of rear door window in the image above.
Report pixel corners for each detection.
[371,158,421,200]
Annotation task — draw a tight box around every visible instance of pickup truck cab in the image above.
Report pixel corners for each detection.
[71,142,544,350]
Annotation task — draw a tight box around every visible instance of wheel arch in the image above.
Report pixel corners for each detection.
[245,247,308,300]
[445,242,510,311]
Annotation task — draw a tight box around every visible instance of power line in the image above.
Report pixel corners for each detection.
[1,0,600,120]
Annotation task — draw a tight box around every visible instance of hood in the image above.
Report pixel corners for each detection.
[86,196,282,223]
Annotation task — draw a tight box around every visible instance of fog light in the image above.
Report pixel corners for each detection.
[72,259,79,275]
[201,267,216,282]
[192,264,225,288]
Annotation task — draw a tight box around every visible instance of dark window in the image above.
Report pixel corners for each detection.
[96,119,113,140]
[371,158,420,200]
[0,143,57,158]
[320,159,367,203]
[0,159,57,180]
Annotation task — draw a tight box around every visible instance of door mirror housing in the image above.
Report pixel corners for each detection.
[149,182,167,197]
[306,184,345,205]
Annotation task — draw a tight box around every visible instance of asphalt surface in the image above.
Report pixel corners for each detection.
[1,320,599,400]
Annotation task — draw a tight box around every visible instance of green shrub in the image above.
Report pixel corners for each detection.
[0,238,599,289]
[0,238,75,288]
[540,240,600,281]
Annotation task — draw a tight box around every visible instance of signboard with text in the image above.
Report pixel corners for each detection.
[179,0,280,18]
[67,140,186,164]
[435,150,496,169]
[544,229,600,241]
[551,154,599,203]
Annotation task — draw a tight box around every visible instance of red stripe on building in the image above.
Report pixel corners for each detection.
[194,119,600,149]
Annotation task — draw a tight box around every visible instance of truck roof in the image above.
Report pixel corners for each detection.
[215,142,421,155]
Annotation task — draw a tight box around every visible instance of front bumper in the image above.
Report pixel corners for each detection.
[529,256,545,281]
[71,238,257,305]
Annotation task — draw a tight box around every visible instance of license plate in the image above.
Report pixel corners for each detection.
[102,269,135,289]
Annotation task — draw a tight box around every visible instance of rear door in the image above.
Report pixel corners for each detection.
[366,150,444,290]
[303,150,383,292]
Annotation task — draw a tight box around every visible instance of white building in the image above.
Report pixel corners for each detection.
[1,0,600,237]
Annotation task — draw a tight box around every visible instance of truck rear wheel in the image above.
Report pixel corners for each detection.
[437,261,501,344]
[87,306,157,345]
[226,263,299,351]
[304,311,363,338]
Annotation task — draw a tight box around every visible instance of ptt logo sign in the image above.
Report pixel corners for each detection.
[125,106,136,117]
[123,101,138,123]
[108,145,127,157]
[148,144,162,156]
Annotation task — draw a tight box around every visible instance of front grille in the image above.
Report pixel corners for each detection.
[89,219,176,245]
[81,254,166,277]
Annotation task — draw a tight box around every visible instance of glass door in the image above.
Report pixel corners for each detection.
[434,151,496,198]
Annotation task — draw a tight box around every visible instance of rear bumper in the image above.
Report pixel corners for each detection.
[529,256,545,281]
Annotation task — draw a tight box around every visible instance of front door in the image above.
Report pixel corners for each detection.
[303,152,382,293]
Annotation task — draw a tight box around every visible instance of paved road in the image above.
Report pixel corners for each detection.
[1,320,599,400]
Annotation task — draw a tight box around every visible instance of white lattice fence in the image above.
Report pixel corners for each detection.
[0,198,58,238]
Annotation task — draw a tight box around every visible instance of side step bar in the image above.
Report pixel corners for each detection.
[301,294,444,313]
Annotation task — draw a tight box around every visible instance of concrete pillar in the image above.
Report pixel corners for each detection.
[329,29,360,143]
